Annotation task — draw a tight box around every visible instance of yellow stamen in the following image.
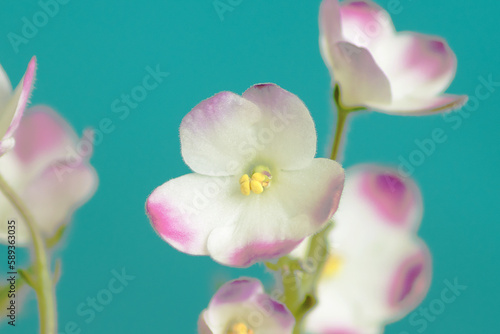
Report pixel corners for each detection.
[250,179,264,194]
[228,322,254,334]
[240,174,251,196]
[322,254,343,279]
[239,167,272,196]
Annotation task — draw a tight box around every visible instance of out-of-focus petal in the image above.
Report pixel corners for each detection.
[0,107,97,246]
[334,164,422,234]
[330,42,392,108]
[0,57,37,155]
[371,93,468,115]
[339,0,394,48]
[202,278,294,334]
[373,34,458,100]
[12,106,77,175]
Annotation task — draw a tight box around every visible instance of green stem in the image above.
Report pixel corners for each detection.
[0,173,57,334]
[290,86,356,333]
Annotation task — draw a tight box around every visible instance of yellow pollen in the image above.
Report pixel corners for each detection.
[322,254,343,279]
[228,322,254,334]
[239,167,272,196]
[239,174,251,196]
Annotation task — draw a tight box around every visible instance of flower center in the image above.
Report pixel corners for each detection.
[228,322,254,334]
[321,254,343,279]
[239,165,272,196]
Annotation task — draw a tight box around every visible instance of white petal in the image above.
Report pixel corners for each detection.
[372,33,458,101]
[207,158,344,267]
[330,42,392,108]
[180,84,317,177]
[371,94,468,115]
[242,84,317,171]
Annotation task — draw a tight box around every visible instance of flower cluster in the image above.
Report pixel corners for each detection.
[0,57,97,332]
[144,0,466,332]
[299,165,431,333]
[144,1,466,333]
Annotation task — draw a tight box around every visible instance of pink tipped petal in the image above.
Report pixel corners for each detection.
[339,0,394,48]
[207,159,344,267]
[0,57,37,147]
[255,294,296,331]
[20,163,97,245]
[146,173,235,256]
[241,83,317,170]
[203,278,294,334]
[320,0,343,47]
[373,34,458,101]
[228,238,303,268]
[198,312,213,334]
[211,278,264,307]
[336,164,422,232]
[361,171,417,226]
[13,106,78,173]
[372,94,468,115]
[331,42,391,108]
[180,91,262,176]
[388,243,432,319]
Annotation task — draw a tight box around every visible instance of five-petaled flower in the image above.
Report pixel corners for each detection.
[297,165,431,334]
[0,57,37,156]
[146,83,345,267]
[320,0,467,114]
[0,106,98,246]
[198,278,294,334]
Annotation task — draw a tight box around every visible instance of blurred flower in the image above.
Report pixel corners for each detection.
[300,165,432,333]
[320,0,467,114]
[146,83,344,267]
[198,278,294,334]
[0,106,98,246]
[0,57,37,155]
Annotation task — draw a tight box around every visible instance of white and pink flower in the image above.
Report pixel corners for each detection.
[198,278,294,334]
[302,165,432,333]
[146,83,345,267]
[320,0,467,114]
[0,106,98,246]
[0,57,37,155]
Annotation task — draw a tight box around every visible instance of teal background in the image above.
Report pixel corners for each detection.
[0,0,499,333]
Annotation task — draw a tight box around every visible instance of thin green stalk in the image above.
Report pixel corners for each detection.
[289,86,360,333]
[0,173,57,334]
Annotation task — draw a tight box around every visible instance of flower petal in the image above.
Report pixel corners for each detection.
[0,108,97,246]
[0,57,37,154]
[12,106,79,177]
[372,34,458,101]
[371,94,468,115]
[305,288,384,334]
[387,242,432,321]
[339,0,394,48]
[207,158,344,267]
[197,312,213,334]
[203,278,295,334]
[319,0,343,49]
[180,84,317,177]
[146,173,236,256]
[241,84,317,170]
[10,163,97,245]
[334,164,422,233]
[330,42,391,108]
[180,91,262,176]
